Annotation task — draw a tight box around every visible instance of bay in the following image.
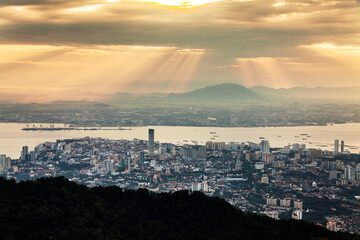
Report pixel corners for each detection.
[0,123,360,158]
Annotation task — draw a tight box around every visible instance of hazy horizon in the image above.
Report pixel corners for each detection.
[2,82,360,103]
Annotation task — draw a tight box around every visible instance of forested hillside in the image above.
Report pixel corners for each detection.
[0,177,357,240]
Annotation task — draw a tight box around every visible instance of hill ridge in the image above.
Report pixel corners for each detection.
[0,177,357,240]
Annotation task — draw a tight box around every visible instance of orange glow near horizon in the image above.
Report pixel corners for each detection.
[0,44,207,101]
[138,0,222,7]
[235,57,295,88]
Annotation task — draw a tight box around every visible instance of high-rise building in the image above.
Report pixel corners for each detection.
[280,198,291,207]
[235,157,242,171]
[341,140,345,153]
[345,165,356,181]
[266,197,278,206]
[0,154,11,171]
[292,143,300,152]
[29,152,36,162]
[21,146,28,160]
[334,139,339,155]
[191,182,208,192]
[148,129,154,155]
[260,140,270,154]
[103,159,113,173]
[293,200,303,210]
[139,151,145,166]
[0,154,7,171]
[206,141,225,150]
[127,157,131,172]
[292,210,302,220]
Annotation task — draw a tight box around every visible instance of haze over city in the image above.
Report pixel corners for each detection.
[0,0,360,102]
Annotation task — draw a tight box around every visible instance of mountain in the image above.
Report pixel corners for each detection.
[250,86,360,103]
[0,177,356,240]
[165,83,262,104]
[105,83,263,106]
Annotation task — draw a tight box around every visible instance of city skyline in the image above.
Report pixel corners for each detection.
[0,0,360,101]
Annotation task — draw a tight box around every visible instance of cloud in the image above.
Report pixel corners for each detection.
[0,0,359,98]
[0,0,93,6]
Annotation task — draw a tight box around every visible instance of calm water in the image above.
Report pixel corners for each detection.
[1,123,360,158]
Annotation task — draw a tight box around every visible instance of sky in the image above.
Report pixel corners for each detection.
[0,0,359,101]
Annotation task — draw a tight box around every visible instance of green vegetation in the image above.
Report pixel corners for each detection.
[0,177,358,240]
[302,197,353,224]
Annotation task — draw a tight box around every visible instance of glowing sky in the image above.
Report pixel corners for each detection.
[0,0,359,101]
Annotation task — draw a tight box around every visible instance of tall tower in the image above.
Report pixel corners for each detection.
[341,140,344,153]
[148,129,154,155]
[127,157,131,172]
[334,139,339,155]
[21,146,28,161]
[103,159,113,173]
[260,140,270,154]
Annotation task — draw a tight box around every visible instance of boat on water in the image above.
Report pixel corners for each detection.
[259,137,265,139]
[210,132,216,134]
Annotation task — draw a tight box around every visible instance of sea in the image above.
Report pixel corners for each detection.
[1,123,360,158]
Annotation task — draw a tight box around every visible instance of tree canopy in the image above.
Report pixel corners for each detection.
[0,177,358,240]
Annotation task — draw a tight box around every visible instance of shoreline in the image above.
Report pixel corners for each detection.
[1,121,357,129]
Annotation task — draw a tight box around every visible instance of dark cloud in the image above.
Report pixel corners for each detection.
[0,19,357,59]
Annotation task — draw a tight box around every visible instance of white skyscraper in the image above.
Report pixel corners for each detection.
[103,159,113,173]
[260,140,270,154]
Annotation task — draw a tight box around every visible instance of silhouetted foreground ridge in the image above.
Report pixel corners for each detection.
[0,177,358,240]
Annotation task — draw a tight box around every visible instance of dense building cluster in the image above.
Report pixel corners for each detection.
[1,103,360,127]
[1,132,360,234]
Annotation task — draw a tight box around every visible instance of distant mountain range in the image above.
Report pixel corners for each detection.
[250,86,360,102]
[1,83,360,105]
[106,83,360,105]
[107,83,263,105]
[165,83,262,103]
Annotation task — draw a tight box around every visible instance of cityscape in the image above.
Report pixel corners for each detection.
[1,0,360,238]
[1,129,360,234]
[1,99,360,128]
